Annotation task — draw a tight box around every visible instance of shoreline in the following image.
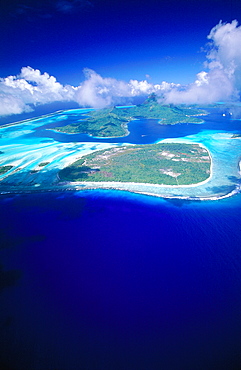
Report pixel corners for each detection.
[0,109,240,202]
[60,141,213,189]
[0,108,95,129]
[0,182,240,202]
[50,121,130,139]
[0,147,240,202]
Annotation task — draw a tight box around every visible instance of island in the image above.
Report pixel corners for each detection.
[54,94,208,138]
[38,162,50,167]
[59,142,211,186]
[0,165,14,175]
[1,101,240,201]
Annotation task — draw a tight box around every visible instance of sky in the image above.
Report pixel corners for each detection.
[1,0,241,116]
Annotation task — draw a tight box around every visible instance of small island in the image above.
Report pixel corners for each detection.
[59,142,211,186]
[38,162,50,167]
[54,95,208,138]
[54,108,130,137]
[0,165,13,175]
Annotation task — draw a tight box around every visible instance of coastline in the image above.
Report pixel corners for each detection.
[1,136,240,201]
[0,106,240,202]
[51,140,241,201]
[0,147,240,201]
[0,108,94,129]
[50,121,130,138]
[0,181,240,201]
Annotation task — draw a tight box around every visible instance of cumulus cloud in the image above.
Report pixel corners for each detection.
[1,20,241,116]
[162,20,241,104]
[74,68,175,108]
[206,20,241,88]
[0,94,33,116]
[75,69,130,108]
[162,68,235,105]
[0,66,177,115]
[78,20,241,107]
[0,67,76,116]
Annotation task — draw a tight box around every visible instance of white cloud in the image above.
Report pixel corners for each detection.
[194,71,209,87]
[0,94,32,116]
[0,66,76,115]
[162,68,235,105]
[128,79,178,96]
[1,20,241,116]
[74,68,176,108]
[74,69,127,108]
[163,20,241,104]
[0,67,171,115]
[206,20,241,88]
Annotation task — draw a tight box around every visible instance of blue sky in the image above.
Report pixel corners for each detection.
[1,0,241,116]
[1,0,240,84]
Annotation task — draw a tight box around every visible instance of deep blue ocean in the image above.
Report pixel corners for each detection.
[1,191,241,370]
[0,108,241,369]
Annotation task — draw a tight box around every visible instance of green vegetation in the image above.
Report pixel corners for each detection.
[39,162,50,167]
[118,94,207,124]
[54,94,208,138]
[55,108,130,137]
[59,143,211,185]
[0,165,13,175]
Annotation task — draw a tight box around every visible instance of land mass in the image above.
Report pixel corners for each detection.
[54,94,208,138]
[59,142,211,186]
[0,165,14,175]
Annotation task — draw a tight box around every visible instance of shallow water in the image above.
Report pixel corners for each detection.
[0,107,240,198]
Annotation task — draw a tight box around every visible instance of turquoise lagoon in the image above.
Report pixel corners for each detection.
[0,106,240,199]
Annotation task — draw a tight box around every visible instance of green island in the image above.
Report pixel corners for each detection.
[54,94,208,138]
[0,165,13,175]
[55,108,130,137]
[59,142,211,186]
[38,162,50,167]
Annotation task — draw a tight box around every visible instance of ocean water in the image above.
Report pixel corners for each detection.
[0,192,241,369]
[0,107,241,369]
[0,107,241,199]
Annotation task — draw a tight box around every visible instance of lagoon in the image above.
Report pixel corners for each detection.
[0,105,240,200]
